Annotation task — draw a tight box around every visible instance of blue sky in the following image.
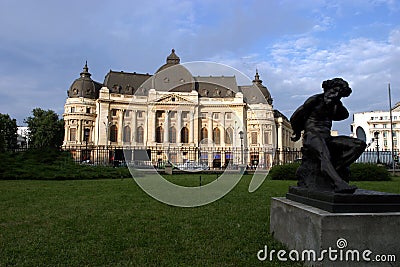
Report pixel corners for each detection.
[0,0,399,134]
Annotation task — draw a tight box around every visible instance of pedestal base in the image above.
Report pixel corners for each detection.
[287,186,400,213]
[270,197,400,267]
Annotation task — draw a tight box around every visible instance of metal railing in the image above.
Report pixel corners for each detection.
[61,145,303,169]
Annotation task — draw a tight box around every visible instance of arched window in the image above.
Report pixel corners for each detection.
[213,127,220,145]
[110,125,118,142]
[200,127,208,141]
[181,127,189,143]
[169,127,176,143]
[156,126,164,143]
[225,127,233,145]
[123,126,131,143]
[136,126,144,143]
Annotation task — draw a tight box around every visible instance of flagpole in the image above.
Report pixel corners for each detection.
[389,83,395,174]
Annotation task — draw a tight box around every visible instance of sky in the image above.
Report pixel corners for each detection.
[0,0,399,135]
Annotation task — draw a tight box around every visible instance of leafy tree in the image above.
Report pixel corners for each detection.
[24,108,64,148]
[0,113,18,152]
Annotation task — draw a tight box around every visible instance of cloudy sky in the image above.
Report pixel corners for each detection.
[1,0,399,134]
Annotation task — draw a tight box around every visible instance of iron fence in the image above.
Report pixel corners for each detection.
[10,146,397,169]
[62,146,303,170]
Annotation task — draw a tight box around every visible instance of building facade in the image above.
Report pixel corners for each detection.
[63,50,299,168]
[351,103,400,151]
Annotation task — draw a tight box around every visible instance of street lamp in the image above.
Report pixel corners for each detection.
[84,128,90,162]
[374,131,381,164]
[239,130,244,165]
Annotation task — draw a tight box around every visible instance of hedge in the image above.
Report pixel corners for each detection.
[267,162,390,181]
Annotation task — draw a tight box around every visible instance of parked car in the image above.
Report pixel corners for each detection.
[175,160,208,171]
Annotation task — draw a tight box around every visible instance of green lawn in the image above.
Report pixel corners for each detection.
[0,175,399,266]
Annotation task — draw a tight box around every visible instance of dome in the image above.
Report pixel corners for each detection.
[68,62,102,99]
[156,49,181,73]
[252,70,273,105]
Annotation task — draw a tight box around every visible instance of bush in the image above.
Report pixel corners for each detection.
[350,163,390,181]
[0,149,132,180]
[267,163,300,180]
[267,162,391,181]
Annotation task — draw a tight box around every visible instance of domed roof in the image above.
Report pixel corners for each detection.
[156,49,181,73]
[252,70,273,105]
[68,62,102,99]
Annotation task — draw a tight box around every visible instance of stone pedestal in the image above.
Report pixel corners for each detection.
[270,197,400,267]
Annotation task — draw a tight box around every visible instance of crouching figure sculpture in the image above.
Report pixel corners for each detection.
[290,78,367,193]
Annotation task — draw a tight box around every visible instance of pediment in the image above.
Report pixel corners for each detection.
[154,94,195,104]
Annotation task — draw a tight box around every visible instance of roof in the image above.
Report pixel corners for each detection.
[103,71,152,95]
[68,62,103,99]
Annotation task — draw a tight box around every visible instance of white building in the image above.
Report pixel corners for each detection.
[63,50,299,167]
[351,103,400,151]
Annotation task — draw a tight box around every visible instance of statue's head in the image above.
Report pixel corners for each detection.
[322,78,352,98]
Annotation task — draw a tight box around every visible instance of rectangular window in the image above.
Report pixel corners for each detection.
[112,109,117,116]
[86,107,90,113]
[182,112,188,119]
[169,111,176,119]
[251,132,258,145]
[125,110,130,117]
[213,113,219,120]
[70,128,76,141]
[226,112,232,120]
[201,112,207,119]
[370,117,374,120]
[71,107,75,113]
[264,131,270,144]
[373,124,377,128]
[137,111,143,118]
[383,124,387,128]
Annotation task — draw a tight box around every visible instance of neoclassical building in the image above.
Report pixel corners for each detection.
[63,50,298,167]
[351,102,400,151]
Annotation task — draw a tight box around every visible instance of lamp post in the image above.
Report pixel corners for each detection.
[239,130,244,165]
[84,128,90,162]
[374,131,381,164]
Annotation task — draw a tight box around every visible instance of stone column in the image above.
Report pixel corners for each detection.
[164,111,169,144]
[64,123,69,145]
[221,112,226,147]
[131,110,136,145]
[118,110,124,145]
[177,111,182,144]
[77,119,82,144]
[189,111,194,144]
[207,112,213,145]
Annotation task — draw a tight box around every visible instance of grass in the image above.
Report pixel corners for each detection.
[0,175,399,266]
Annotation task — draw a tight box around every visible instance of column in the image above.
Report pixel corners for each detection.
[221,112,226,147]
[132,110,136,145]
[207,112,213,144]
[77,119,82,144]
[189,111,194,144]
[277,122,284,164]
[118,110,124,145]
[177,111,182,144]
[164,111,169,144]
[64,123,69,145]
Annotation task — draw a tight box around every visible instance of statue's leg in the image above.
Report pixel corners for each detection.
[328,136,367,171]
[305,134,357,193]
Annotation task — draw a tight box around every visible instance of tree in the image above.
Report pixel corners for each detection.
[0,113,18,152]
[24,108,64,148]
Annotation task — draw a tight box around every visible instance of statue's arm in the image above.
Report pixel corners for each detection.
[332,101,349,121]
[290,95,318,141]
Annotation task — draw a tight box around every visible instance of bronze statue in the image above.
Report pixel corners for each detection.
[290,78,367,193]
